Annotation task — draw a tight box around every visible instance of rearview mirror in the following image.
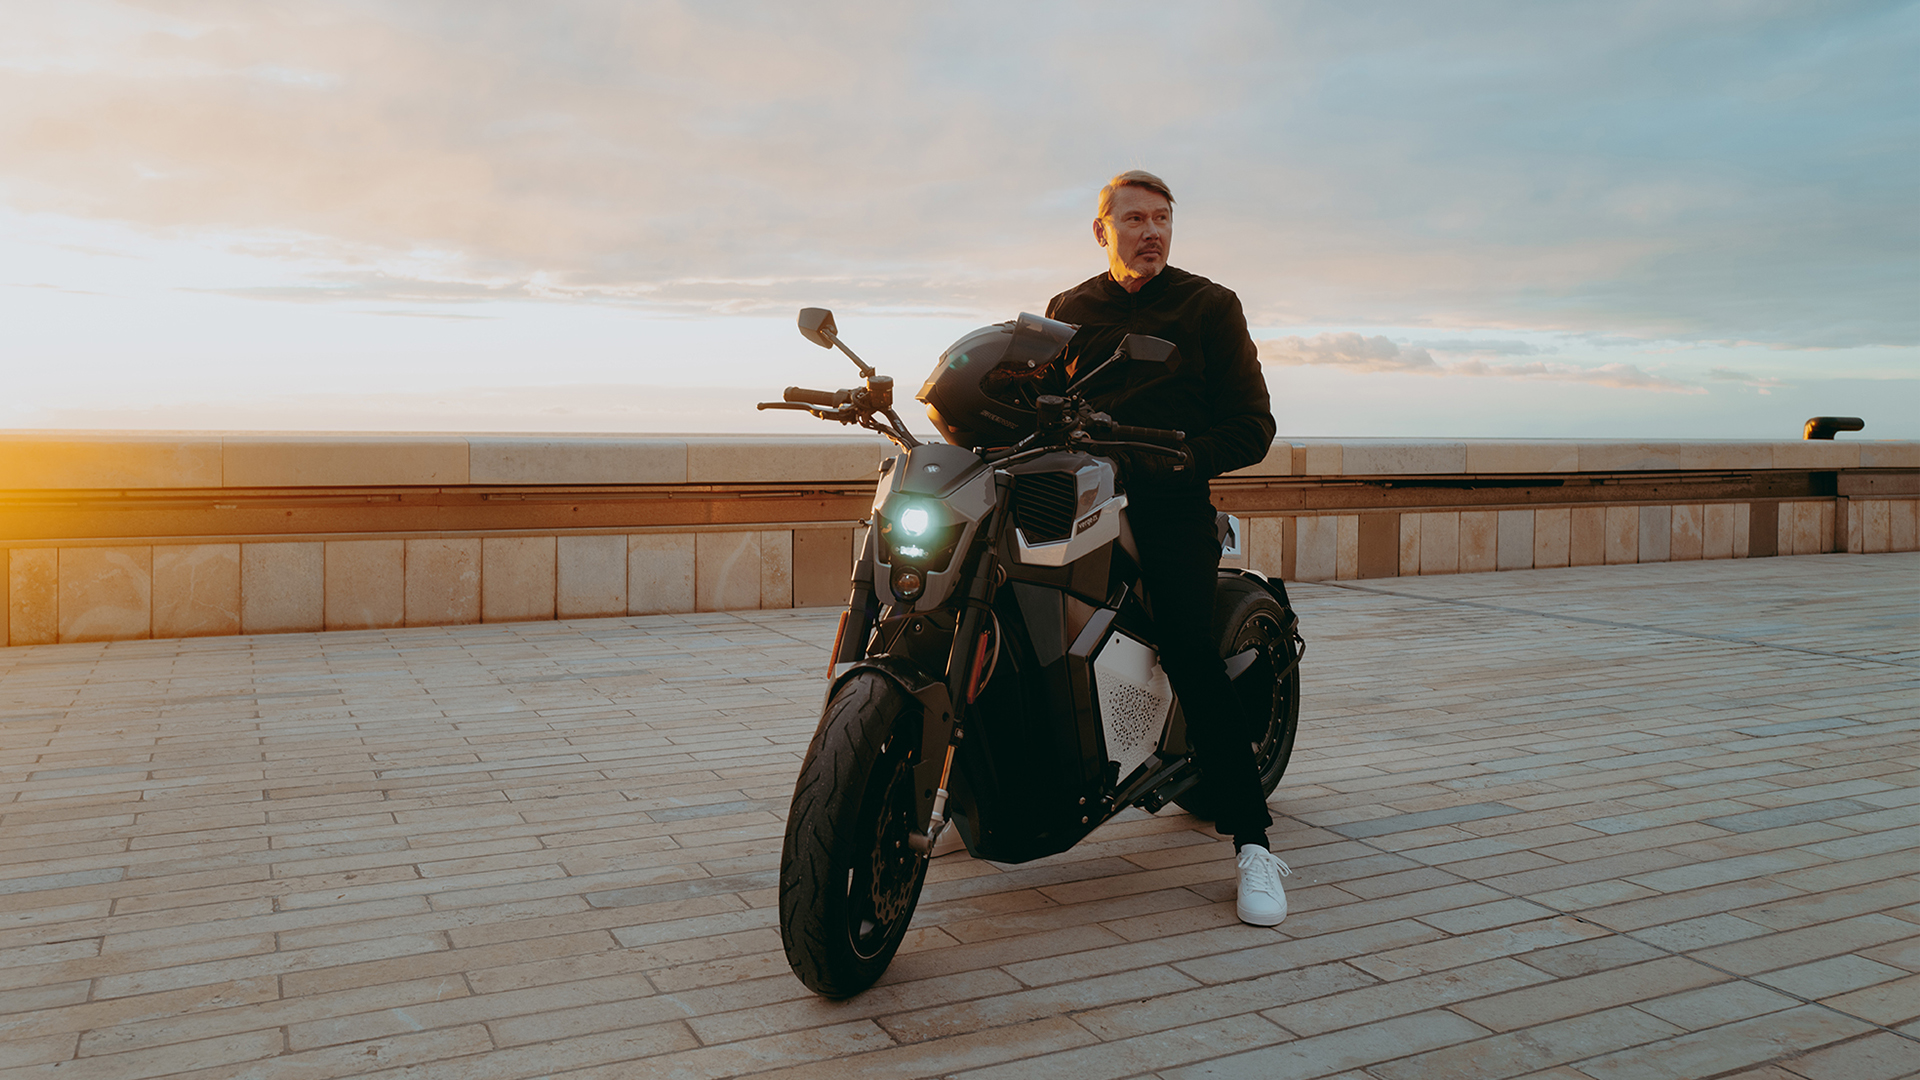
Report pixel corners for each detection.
[1120,334,1178,364]
[798,308,838,349]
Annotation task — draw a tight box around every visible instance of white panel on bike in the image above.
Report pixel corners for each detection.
[1091,630,1173,783]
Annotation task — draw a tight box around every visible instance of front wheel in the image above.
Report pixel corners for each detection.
[779,672,929,998]
[1175,576,1301,819]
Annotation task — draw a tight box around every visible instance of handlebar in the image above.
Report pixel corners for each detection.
[762,311,919,448]
[1084,415,1185,447]
[1103,422,1185,447]
[784,386,853,408]
[761,382,920,449]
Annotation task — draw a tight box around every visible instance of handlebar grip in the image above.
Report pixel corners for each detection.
[783,386,852,407]
[1107,422,1186,446]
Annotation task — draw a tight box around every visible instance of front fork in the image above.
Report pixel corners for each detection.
[833,482,1008,857]
[910,536,999,854]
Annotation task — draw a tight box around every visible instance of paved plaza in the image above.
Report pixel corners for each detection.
[0,553,1916,1079]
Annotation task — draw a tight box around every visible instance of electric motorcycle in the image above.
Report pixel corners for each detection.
[763,308,1304,997]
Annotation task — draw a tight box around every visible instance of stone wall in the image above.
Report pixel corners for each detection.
[1223,439,1917,584]
[1263,499,1919,579]
[2,529,849,645]
[3,433,1915,646]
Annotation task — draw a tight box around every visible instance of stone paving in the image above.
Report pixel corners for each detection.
[0,553,1915,1080]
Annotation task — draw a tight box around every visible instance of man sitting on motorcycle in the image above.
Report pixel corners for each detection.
[1044,169,1292,926]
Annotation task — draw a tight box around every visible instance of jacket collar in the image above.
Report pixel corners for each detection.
[1105,265,1183,301]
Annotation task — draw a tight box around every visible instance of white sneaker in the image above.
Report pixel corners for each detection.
[1235,844,1291,926]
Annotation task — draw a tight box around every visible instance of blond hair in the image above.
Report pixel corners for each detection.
[1097,169,1175,218]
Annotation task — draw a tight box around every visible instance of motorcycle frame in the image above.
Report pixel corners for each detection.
[821,450,1302,865]
[774,320,1303,866]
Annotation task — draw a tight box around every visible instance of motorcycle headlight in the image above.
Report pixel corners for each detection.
[876,495,967,574]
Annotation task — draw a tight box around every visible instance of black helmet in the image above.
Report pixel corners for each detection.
[917,312,1077,449]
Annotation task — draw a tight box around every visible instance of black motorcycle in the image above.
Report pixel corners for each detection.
[761,308,1304,997]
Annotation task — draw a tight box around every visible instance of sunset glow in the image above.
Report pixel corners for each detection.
[3,3,1913,438]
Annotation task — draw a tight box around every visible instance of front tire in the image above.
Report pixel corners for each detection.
[779,672,929,998]
[1175,576,1301,818]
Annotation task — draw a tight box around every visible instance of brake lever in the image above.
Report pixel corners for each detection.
[758,400,860,423]
[1070,435,1190,460]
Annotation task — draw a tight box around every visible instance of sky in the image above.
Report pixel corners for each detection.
[2,1,1915,439]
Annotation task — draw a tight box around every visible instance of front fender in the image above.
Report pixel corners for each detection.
[824,656,957,835]
[825,655,954,741]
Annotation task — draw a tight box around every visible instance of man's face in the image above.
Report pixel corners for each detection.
[1095,185,1172,290]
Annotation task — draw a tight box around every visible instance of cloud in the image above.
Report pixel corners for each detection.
[1707,366,1790,394]
[1261,333,1700,392]
[0,1,1912,346]
[1453,360,1700,392]
[1258,333,1440,373]
[6,281,104,296]
[1411,339,1553,358]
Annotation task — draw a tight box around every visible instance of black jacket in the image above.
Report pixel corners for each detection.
[1044,267,1276,492]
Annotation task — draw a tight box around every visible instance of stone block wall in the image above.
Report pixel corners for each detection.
[1256,498,1920,582]
[1217,438,1918,583]
[5,527,851,645]
[3,433,1915,645]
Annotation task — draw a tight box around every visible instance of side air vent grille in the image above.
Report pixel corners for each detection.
[1012,472,1077,543]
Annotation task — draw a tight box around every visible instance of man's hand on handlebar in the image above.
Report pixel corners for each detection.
[1070,413,1193,482]
[1105,443,1194,489]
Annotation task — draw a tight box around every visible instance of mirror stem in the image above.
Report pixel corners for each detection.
[819,329,877,378]
[1064,346,1127,396]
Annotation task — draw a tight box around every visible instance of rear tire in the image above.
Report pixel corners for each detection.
[779,672,929,998]
[1174,576,1301,819]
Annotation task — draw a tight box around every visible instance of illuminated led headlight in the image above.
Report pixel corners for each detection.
[875,492,967,575]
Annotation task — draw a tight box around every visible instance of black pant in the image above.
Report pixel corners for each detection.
[1128,488,1273,844]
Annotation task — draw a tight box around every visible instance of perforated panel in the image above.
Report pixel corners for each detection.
[1092,631,1173,783]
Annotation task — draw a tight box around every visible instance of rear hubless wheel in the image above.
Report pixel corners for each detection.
[779,672,929,998]
[1173,576,1301,819]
